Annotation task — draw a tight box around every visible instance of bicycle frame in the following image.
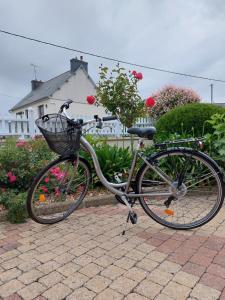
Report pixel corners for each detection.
[80,136,173,199]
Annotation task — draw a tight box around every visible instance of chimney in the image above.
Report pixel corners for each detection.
[31,80,43,91]
[70,56,88,73]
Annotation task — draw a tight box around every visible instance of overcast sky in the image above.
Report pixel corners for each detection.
[0,0,225,114]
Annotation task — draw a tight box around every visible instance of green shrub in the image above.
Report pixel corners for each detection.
[81,141,132,186]
[0,190,28,223]
[156,103,225,140]
[7,192,28,223]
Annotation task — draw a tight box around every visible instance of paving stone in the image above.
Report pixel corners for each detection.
[182,262,206,277]
[73,254,94,266]
[114,257,136,270]
[66,287,96,300]
[18,259,41,272]
[18,282,46,300]
[191,283,221,300]
[136,258,158,272]
[173,271,199,288]
[1,258,24,270]
[207,263,225,279]
[158,261,181,274]
[124,267,147,283]
[148,269,173,286]
[18,269,43,285]
[85,275,111,293]
[135,279,162,299]
[155,294,176,300]
[94,255,115,267]
[42,282,71,300]
[63,272,89,289]
[146,251,168,263]
[163,281,191,300]
[125,293,149,300]
[53,252,74,264]
[37,261,61,275]
[69,245,88,256]
[125,249,146,261]
[57,262,80,277]
[86,247,106,258]
[110,276,138,295]
[95,288,124,300]
[0,268,22,283]
[3,293,22,300]
[135,243,155,253]
[101,265,126,280]
[79,263,103,278]
[38,271,65,288]
[0,279,24,298]
[200,272,225,291]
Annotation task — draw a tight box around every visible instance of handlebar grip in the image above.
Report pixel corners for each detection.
[59,100,73,112]
[102,116,117,121]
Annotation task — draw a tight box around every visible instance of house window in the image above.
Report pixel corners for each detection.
[38,105,44,118]
[16,112,23,119]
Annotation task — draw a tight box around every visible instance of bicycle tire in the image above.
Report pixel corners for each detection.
[27,156,91,224]
[136,148,224,230]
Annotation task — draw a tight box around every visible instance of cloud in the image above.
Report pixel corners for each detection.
[0,0,225,114]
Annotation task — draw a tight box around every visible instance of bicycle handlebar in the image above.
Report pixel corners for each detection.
[59,100,73,112]
[102,116,117,121]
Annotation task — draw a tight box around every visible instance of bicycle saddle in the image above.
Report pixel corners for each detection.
[127,127,156,139]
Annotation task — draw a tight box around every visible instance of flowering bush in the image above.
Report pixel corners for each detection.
[0,138,54,191]
[148,85,201,119]
[95,64,147,128]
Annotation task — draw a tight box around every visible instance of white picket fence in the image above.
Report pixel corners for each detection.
[0,110,153,139]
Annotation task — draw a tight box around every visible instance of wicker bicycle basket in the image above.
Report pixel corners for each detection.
[35,114,82,156]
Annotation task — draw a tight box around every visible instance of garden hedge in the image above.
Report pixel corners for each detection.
[156,103,225,138]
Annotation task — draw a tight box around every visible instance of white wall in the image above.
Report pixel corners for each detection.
[51,68,106,117]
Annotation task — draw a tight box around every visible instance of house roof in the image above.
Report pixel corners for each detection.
[10,65,96,111]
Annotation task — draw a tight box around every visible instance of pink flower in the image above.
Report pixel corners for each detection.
[41,186,48,193]
[55,172,65,181]
[54,187,61,197]
[44,177,50,183]
[16,140,26,148]
[132,70,137,76]
[6,171,17,183]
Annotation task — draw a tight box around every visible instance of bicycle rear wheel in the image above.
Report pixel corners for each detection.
[27,156,91,224]
[136,148,224,229]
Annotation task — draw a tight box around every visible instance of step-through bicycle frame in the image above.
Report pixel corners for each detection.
[80,135,173,200]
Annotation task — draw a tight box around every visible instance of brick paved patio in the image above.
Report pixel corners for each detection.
[1,203,225,299]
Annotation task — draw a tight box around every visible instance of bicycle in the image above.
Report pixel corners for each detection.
[27,100,225,231]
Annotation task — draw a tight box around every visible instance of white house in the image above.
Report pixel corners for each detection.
[10,57,106,120]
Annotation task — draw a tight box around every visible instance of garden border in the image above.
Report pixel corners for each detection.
[0,193,117,223]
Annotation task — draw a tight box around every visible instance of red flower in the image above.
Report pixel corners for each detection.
[86,95,95,105]
[132,71,143,80]
[136,73,143,80]
[146,97,155,107]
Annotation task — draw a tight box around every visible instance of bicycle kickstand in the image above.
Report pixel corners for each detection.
[121,196,138,236]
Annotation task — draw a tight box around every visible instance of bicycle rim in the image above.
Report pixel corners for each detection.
[27,157,91,224]
[137,149,224,229]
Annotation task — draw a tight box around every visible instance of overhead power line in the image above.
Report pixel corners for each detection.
[1,29,225,83]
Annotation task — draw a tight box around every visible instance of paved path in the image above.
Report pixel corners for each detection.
[1,203,225,300]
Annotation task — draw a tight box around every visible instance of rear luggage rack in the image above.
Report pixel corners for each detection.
[155,137,205,149]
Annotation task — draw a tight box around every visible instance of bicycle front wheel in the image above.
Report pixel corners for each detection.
[27,156,91,224]
[136,148,224,230]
